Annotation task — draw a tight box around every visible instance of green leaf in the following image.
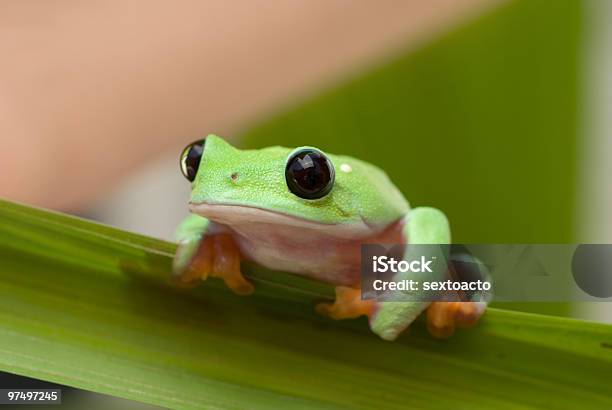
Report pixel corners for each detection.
[1,199,611,409]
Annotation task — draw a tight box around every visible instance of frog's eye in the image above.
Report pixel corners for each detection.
[180,139,205,182]
[285,148,335,200]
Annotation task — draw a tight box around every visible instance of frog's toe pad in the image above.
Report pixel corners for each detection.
[426,301,486,338]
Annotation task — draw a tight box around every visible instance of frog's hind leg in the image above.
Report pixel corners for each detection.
[370,207,451,341]
[427,254,490,338]
[370,209,488,340]
[316,286,375,320]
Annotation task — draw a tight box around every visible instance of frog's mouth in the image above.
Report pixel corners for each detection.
[189,201,378,239]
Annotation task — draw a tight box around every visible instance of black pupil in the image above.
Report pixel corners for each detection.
[285,150,334,199]
[181,141,204,182]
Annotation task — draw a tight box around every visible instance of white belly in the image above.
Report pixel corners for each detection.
[226,220,362,285]
[192,202,402,286]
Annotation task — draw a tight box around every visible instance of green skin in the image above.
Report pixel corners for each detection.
[174,135,451,341]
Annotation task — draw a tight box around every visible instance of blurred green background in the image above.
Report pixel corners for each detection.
[239,0,582,316]
[242,0,581,244]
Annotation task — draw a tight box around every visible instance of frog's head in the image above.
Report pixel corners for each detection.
[180,135,407,236]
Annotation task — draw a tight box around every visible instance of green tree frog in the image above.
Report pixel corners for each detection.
[173,135,486,340]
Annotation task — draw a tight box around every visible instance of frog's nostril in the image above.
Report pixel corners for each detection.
[230,172,239,181]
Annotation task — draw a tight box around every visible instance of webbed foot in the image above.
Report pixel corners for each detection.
[173,233,253,295]
[316,286,375,320]
[211,234,254,295]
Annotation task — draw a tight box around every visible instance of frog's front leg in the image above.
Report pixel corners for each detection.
[173,214,254,295]
[371,207,487,340]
